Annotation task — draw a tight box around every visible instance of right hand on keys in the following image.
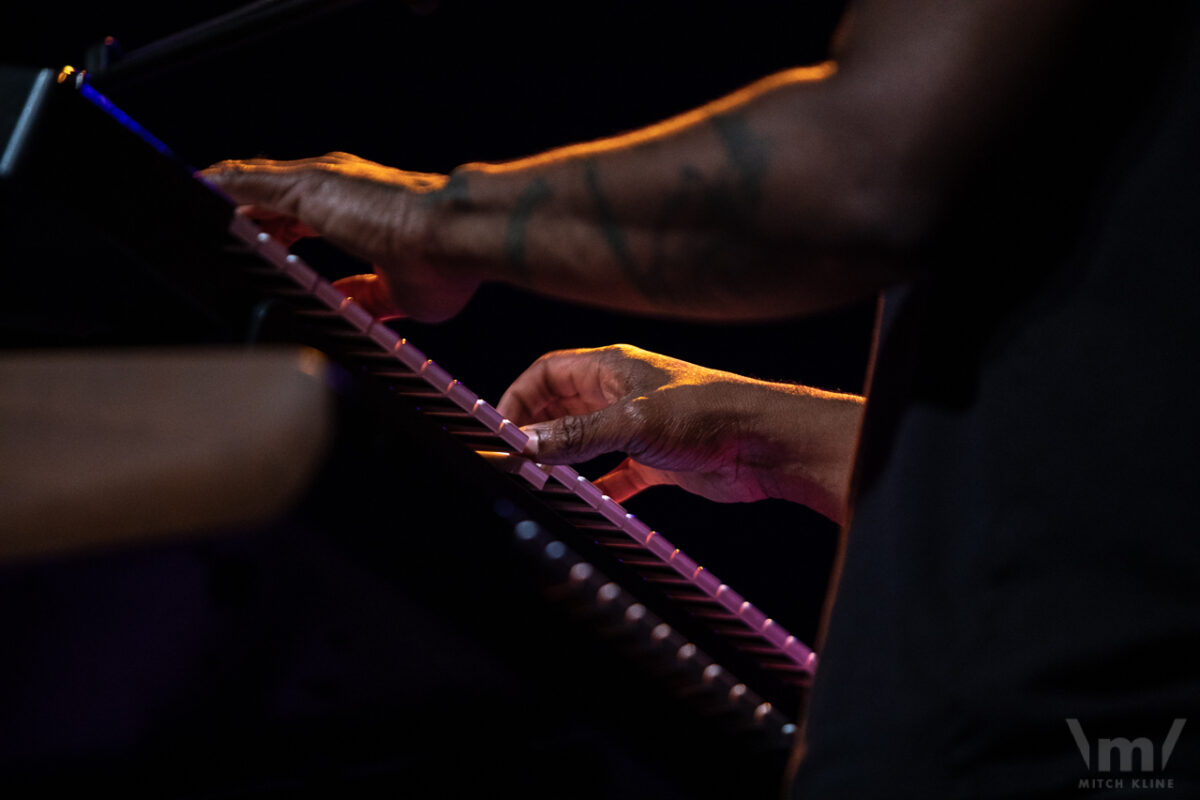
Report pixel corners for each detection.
[199,152,479,323]
[496,344,864,522]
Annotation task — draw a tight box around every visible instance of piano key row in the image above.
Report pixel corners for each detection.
[492,459,815,679]
[228,217,530,454]
[510,517,798,743]
[536,468,816,674]
[228,217,816,679]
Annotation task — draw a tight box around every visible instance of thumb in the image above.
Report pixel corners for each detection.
[521,404,636,464]
[332,273,404,320]
[593,458,671,503]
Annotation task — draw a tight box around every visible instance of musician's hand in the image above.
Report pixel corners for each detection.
[199,152,478,322]
[496,344,863,522]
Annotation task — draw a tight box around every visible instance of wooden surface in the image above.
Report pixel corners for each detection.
[0,346,333,561]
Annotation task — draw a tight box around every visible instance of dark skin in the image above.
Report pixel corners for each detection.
[497,344,864,523]
[201,0,1083,518]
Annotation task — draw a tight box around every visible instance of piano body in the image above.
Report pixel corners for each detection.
[0,10,862,791]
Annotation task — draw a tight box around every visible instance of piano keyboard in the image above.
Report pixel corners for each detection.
[224,213,817,745]
[3,65,818,750]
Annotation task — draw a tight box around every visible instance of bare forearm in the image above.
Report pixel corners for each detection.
[734,379,865,523]
[417,0,1087,320]
[203,1,1086,323]
[420,66,905,320]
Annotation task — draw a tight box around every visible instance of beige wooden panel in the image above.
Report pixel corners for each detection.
[0,347,334,561]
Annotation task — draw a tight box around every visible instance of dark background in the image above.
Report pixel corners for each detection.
[1,2,872,797]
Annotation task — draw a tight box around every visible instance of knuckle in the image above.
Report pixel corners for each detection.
[618,398,658,459]
[603,343,638,360]
[619,396,653,437]
[559,415,589,453]
[597,344,638,376]
[620,396,647,424]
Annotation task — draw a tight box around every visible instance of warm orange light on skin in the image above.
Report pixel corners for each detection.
[56,66,76,84]
[475,450,538,475]
[460,63,838,175]
[295,347,327,380]
[207,152,448,191]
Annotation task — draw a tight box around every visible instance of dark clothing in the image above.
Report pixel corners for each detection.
[792,4,1200,797]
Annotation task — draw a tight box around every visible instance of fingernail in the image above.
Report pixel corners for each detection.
[519,424,542,457]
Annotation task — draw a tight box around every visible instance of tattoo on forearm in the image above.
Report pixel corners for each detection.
[645,166,705,298]
[667,113,772,302]
[580,112,772,308]
[583,159,648,290]
[440,170,471,204]
[712,112,769,213]
[417,170,471,208]
[505,178,552,280]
